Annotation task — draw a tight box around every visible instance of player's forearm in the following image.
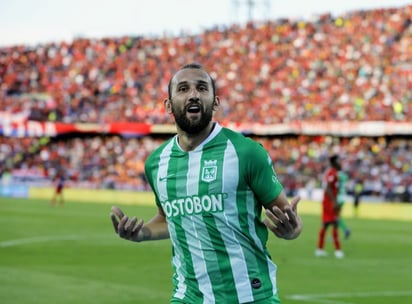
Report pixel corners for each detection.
[136,212,169,242]
[138,222,170,241]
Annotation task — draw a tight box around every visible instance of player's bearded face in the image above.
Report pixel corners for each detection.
[171,99,214,134]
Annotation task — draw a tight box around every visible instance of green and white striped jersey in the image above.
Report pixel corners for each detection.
[145,123,284,304]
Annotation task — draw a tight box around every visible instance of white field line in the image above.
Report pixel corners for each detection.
[286,290,412,303]
[0,235,86,247]
[0,234,167,248]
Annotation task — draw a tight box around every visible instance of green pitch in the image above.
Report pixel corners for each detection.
[0,197,411,304]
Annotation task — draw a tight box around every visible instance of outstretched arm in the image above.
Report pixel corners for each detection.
[263,191,302,240]
[110,206,169,242]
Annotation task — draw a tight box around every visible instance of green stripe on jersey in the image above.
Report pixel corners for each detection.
[145,123,283,303]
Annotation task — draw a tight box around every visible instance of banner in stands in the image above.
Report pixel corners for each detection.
[0,121,153,137]
[0,120,411,137]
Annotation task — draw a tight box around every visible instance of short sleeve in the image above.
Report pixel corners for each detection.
[246,142,284,206]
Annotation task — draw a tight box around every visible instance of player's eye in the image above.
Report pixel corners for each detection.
[177,85,188,92]
[198,85,208,91]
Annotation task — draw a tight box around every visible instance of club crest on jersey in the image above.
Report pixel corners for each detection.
[201,160,217,182]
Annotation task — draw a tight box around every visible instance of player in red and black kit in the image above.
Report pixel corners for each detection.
[50,172,65,207]
[315,155,344,258]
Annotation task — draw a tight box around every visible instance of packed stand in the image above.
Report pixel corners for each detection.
[1,135,411,202]
[1,5,412,202]
[0,5,411,124]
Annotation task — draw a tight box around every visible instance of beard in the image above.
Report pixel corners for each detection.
[171,103,214,134]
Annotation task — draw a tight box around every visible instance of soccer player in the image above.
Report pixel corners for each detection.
[50,171,65,207]
[353,179,363,217]
[110,63,303,303]
[315,154,344,258]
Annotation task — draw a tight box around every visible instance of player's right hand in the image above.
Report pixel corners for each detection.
[110,206,145,242]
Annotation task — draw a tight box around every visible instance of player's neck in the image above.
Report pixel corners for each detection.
[177,122,215,151]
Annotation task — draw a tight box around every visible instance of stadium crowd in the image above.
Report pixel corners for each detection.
[1,134,411,202]
[1,5,411,124]
[0,5,411,201]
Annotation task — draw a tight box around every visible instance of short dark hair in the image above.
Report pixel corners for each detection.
[329,154,340,168]
[168,63,216,99]
[329,154,339,163]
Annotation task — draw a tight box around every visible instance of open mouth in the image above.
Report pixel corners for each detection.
[187,104,201,113]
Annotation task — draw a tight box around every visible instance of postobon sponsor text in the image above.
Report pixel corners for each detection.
[161,193,226,218]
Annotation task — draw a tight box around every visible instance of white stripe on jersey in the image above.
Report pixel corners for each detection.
[171,239,187,300]
[217,140,254,302]
[157,140,174,202]
[156,141,188,300]
[181,151,214,303]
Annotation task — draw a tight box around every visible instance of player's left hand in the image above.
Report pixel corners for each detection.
[264,196,302,240]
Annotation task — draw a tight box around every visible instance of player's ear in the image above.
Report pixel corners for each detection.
[164,98,172,114]
[213,96,220,111]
